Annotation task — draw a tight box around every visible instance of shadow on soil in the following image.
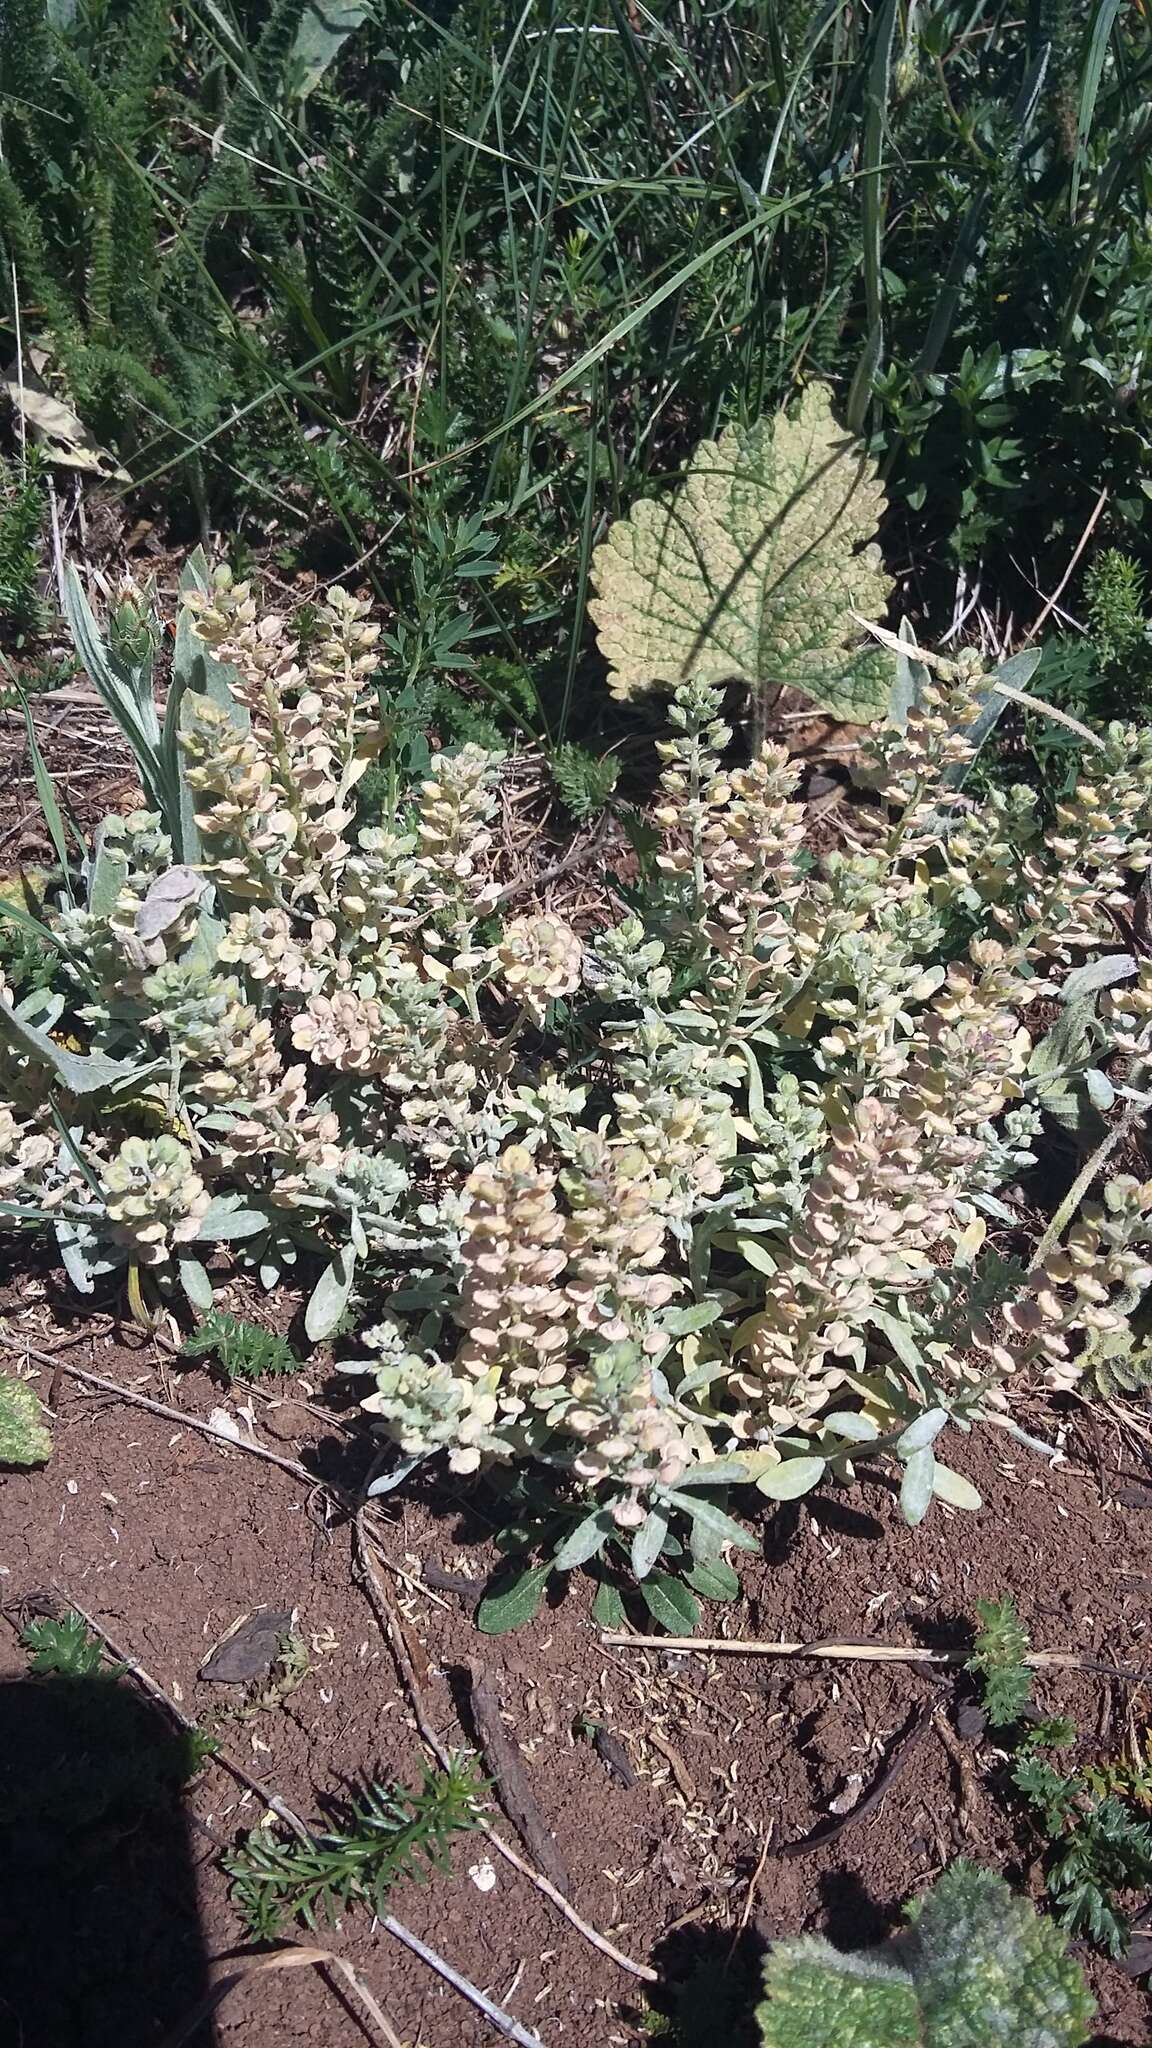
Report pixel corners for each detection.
[0,1671,216,2047]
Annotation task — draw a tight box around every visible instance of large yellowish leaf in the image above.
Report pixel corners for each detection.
[589,385,893,720]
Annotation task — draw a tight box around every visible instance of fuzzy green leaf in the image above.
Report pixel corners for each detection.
[0,1375,52,1466]
[304,1245,356,1341]
[931,1464,982,1512]
[552,1509,615,1571]
[591,1579,627,1630]
[589,386,893,719]
[684,1557,741,1601]
[476,1562,552,1635]
[758,1937,921,2046]
[908,1859,1096,2046]
[639,1573,701,1633]
[0,996,154,1095]
[756,1456,825,1501]
[899,1447,936,1527]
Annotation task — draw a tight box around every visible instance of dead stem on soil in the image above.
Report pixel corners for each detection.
[777,1697,938,1858]
[467,1659,574,1898]
[932,1709,979,1835]
[352,1515,659,1984]
[601,1633,1146,1682]
[6,1342,443,1606]
[8,1590,545,2048]
[156,1945,404,2048]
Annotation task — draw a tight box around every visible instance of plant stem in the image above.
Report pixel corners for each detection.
[1029,1058,1149,1272]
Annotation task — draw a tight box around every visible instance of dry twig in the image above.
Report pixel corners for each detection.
[467,1660,573,1898]
[16,1591,544,2048]
[601,1632,1144,1681]
[353,1517,657,1983]
[157,1945,403,2048]
[777,1698,936,1857]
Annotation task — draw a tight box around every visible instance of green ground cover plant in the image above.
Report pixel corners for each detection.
[757,1859,1094,2048]
[225,1755,485,1935]
[1,399,1152,1626]
[968,1595,1152,1956]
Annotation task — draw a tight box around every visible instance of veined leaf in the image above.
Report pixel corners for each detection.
[553,1509,615,1571]
[291,0,369,95]
[589,385,893,721]
[0,1376,52,1466]
[640,1573,701,1633]
[476,1562,551,1635]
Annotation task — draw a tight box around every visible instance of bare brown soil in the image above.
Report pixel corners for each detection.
[0,1295,1150,2048]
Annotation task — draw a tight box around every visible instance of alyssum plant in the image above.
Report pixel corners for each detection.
[3,393,1152,1618]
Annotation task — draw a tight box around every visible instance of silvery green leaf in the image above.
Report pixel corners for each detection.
[866,1308,934,1395]
[931,1463,982,1511]
[684,1557,740,1602]
[135,866,208,942]
[823,1410,880,1442]
[176,553,244,710]
[672,1460,755,1488]
[755,1456,825,1500]
[193,1198,269,1243]
[56,1218,95,1294]
[87,823,130,920]
[631,1505,671,1581]
[184,904,225,973]
[177,1258,215,1312]
[941,645,1042,786]
[18,987,63,1031]
[553,1509,615,1570]
[367,1451,431,1497]
[1085,1068,1115,1113]
[896,1407,948,1456]
[349,1210,369,1259]
[663,1491,760,1558]
[291,0,369,95]
[678,1356,726,1396]
[1062,953,1137,1001]
[733,1234,779,1277]
[900,1446,936,1527]
[661,1300,724,1336]
[305,1245,356,1341]
[0,997,153,1094]
[887,616,930,731]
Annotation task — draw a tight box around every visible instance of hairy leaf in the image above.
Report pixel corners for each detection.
[758,1938,920,2046]
[0,1375,52,1466]
[588,386,893,718]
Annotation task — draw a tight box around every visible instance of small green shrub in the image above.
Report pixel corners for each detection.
[968,1593,1152,1955]
[0,452,48,637]
[757,1861,1093,2048]
[21,1611,108,1676]
[225,1754,483,1935]
[180,1308,296,1381]
[3,484,1152,1615]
